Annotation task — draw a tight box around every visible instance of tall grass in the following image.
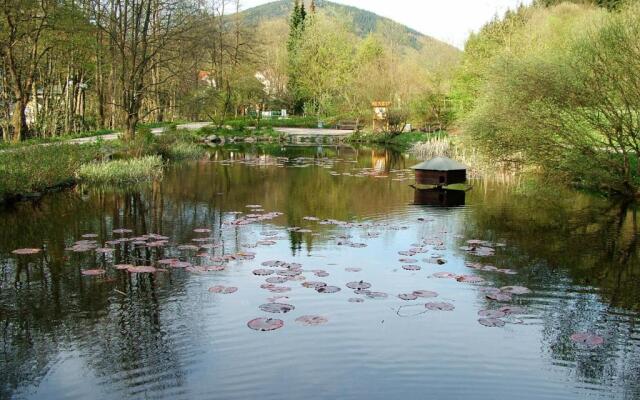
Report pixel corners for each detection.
[0,144,100,201]
[76,156,163,184]
[410,136,522,182]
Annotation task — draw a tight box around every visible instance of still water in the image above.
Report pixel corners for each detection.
[1,144,639,400]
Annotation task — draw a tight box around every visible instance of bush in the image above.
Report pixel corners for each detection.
[76,156,164,184]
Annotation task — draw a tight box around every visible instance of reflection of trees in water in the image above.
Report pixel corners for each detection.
[462,181,640,395]
[0,145,418,397]
[0,192,193,398]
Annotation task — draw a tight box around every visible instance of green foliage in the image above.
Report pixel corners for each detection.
[461,2,640,196]
[0,144,100,201]
[76,156,164,185]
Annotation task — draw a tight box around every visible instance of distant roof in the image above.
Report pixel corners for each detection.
[411,156,467,171]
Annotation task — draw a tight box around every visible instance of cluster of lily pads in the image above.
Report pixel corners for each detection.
[10,207,604,347]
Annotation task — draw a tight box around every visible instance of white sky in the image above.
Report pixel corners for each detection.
[238,0,533,48]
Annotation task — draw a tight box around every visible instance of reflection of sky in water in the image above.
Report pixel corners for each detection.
[2,147,639,399]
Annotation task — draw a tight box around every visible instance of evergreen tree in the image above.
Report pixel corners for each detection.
[287,0,308,112]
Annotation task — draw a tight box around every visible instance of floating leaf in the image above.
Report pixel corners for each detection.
[81,269,106,276]
[425,302,455,311]
[348,298,364,303]
[412,290,438,298]
[259,303,295,313]
[302,281,327,289]
[267,286,291,293]
[456,275,485,283]
[402,265,421,271]
[499,306,527,315]
[113,228,133,234]
[266,276,288,284]
[486,293,513,302]
[313,270,329,278]
[253,269,274,276]
[247,318,284,331]
[316,285,341,294]
[346,281,372,290]
[295,315,328,326]
[194,228,211,233]
[399,258,418,263]
[12,248,42,255]
[398,293,418,301]
[570,333,604,346]
[478,310,507,318]
[500,286,531,295]
[478,317,505,327]
[365,291,388,299]
[432,272,457,279]
[114,264,134,270]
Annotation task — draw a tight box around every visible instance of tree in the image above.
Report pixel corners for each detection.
[0,0,55,142]
[92,0,199,140]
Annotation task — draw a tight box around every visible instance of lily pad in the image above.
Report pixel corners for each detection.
[365,291,388,299]
[478,317,505,327]
[295,315,328,326]
[570,332,604,346]
[346,281,372,290]
[266,276,288,284]
[412,290,438,298]
[402,265,421,271]
[253,269,274,276]
[114,264,134,270]
[81,269,106,276]
[247,318,284,331]
[259,303,295,313]
[12,248,42,255]
[316,285,341,294]
[456,275,485,283]
[398,293,418,301]
[478,310,507,318]
[500,286,531,295]
[432,272,457,279]
[425,302,455,311]
[399,258,418,263]
[302,281,327,289]
[486,292,513,302]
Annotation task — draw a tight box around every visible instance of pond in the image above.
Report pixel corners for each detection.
[1,144,639,400]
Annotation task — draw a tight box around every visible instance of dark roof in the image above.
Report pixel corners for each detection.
[411,156,467,171]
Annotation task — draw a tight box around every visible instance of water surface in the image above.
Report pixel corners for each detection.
[1,144,639,399]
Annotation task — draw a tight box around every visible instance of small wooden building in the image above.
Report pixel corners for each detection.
[411,157,467,186]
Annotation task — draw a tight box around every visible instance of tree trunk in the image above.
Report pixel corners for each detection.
[12,98,28,142]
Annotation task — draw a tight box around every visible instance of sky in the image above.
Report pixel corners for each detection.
[238,0,532,49]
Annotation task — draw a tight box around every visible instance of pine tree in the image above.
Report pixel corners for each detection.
[287,0,308,112]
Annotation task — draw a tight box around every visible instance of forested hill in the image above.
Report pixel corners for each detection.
[242,0,460,56]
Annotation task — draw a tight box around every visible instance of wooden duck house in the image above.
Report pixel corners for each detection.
[411,156,467,187]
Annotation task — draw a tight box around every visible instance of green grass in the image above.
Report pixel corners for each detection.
[0,144,101,202]
[0,129,116,150]
[76,156,164,185]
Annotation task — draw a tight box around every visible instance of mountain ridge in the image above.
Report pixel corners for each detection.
[241,0,461,55]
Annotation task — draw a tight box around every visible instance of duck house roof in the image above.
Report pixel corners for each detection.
[411,157,467,172]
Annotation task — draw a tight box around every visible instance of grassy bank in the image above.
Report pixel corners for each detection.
[0,144,102,202]
[347,130,447,149]
[0,128,207,204]
[76,156,164,184]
